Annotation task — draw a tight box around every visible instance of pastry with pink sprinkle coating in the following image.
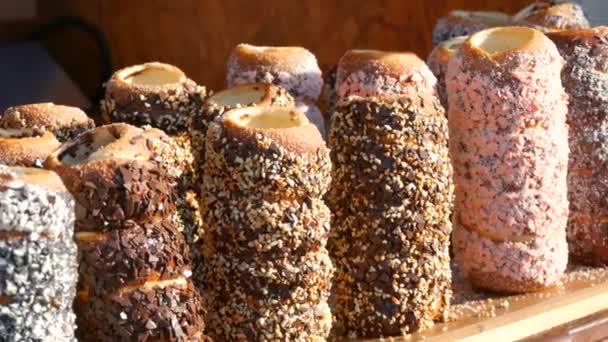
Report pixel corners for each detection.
[447,26,569,293]
[427,35,467,109]
[513,1,590,32]
[226,44,323,102]
[547,27,608,265]
[335,49,437,99]
[432,10,510,46]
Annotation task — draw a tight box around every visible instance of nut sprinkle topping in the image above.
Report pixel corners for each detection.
[328,95,453,338]
[201,106,332,341]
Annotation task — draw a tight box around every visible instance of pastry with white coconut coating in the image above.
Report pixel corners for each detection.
[0,166,78,341]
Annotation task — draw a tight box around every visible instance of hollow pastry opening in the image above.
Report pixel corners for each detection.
[470,27,537,55]
[58,125,146,165]
[209,84,268,107]
[0,128,44,138]
[452,10,510,25]
[120,63,184,86]
[225,106,307,130]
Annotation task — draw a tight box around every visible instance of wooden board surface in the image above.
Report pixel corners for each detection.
[357,265,608,341]
[29,0,532,99]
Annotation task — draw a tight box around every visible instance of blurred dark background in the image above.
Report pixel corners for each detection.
[0,0,538,106]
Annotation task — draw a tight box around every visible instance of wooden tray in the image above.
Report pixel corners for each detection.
[359,265,608,341]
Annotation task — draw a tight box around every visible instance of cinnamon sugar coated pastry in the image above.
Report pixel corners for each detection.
[45,123,207,341]
[328,95,452,338]
[427,36,467,109]
[447,27,569,293]
[0,166,78,341]
[226,44,323,101]
[335,50,438,99]
[101,62,207,134]
[1,103,95,141]
[547,27,608,265]
[0,128,60,167]
[432,10,510,45]
[513,1,590,32]
[201,106,332,341]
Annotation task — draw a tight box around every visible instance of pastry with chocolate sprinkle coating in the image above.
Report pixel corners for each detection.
[0,128,60,167]
[1,103,95,142]
[45,123,208,341]
[432,10,510,46]
[201,106,333,341]
[547,27,608,265]
[0,166,78,342]
[447,27,569,293]
[45,124,177,231]
[102,62,208,267]
[328,94,453,338]
[513,1,590,32]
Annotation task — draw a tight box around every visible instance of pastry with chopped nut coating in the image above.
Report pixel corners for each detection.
[201,106,333,341]
[328,94,452,338]
[189,83,294,174]
[0,166,78,342]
